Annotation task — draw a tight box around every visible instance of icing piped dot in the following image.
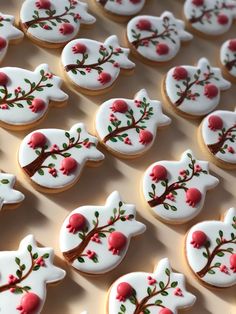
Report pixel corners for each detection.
[72,43,87,54]
[98,72,112,85]
[116,282,133,301]
[30,98,46,113]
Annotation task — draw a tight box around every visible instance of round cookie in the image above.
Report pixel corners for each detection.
[185,208,236,288]
[126,11,193,64]
[18,123,104,193]
[0,64,68,130]
[0,12,24,63]
[142,149,219,224]
[0,235,66,313]
[19,0,96,48]
[95,89,171,158]
[199,109,236,169]
[60,191,146,275]
[61,35,135,95]
[162,58,231,118]
[220,38,236,82]
[184,0,236,37]
[107,258,196,313]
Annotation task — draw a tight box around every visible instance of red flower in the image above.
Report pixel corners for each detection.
[227,146,235,154]
[192,0,204,6]
[220,264,229,274]
[35,0,51,10]
[228,39,236,52]
[36,256,46,267]
[174,287,183,296]
[43,24,50,30]
[28,132,47,149]
[136,19,152,31]
[166,192,175,201]
[8,274,18,284]
[139,130,153,145]
[186,188,202,207]
[217,14,229,25]
[59,23,75,35]
[74,13,81,20]
[0,37,7,51]
[230,254,236,272]
[0,72,9,86]
[72,43,87,54]
[86,250,96,259]
[150,165,168,182]
[173,67,188,80]
[45,72,53,79]
[190,230,207,248]
[60,157,77,175]
[156,43,169,55]
[108,231,127,255]
[110,100,128,113]
[124,137,132,145]
[208,115,223,131]
[48,167,57,177]
[194,164,202,172]
[91,233,101,243]
[0,104,9,110]
[66,213,86,233]
[29,98,46,113]
[147,276,157,285]
[17,293,40,314]
[116,282,133,302]
[134,99,142,107]
[50,144,60,152]
[204,84,219,99]
[98,72,112,85]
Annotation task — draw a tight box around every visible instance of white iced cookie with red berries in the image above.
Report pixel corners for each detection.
[220,38,236,82]
[142,150,219,224]
[0,64,68,130]
[163,58,231,118]
[18,123,104,193]
[61,35,135,95]
[95,89,171,158]
[126,11,193,63]
[184,0,236,36]
[0,235,66,314]
[186,208,236,288]
[0,13,23,63]
[199,109,236,169]
[108,258,196,313]
[60,191,146,274]
[20,0,96,48]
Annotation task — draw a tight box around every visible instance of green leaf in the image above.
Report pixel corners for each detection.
[33,253,38,259]
[77,257,85,263]
[94,211,99,218]
[171,206,177,211]
[219,230,223,238]
[16,269,22,279]
[37,169,44,176]
[43,253,49,259]
[161,291,168,296]
[171,281,178,288]
[216,252,224,257]
[51,154,57,160]
[110,137,117,142]
[62,143,68,149]
[63,153,71,157]
[208,269,215,275]
[202,252,208,258]
[165,268,170,276]
[155,300,163,305]
[33,265,40,271]
[65,132,70,138]
[147,286,152,295]
[77,128,81,133]
[1,179,9,184]
[27,245,32,252]
[214,263,221,267]
[15,257,21,265]
[120,304,126,312]
[92,255,98,263]
[159,281,165,289]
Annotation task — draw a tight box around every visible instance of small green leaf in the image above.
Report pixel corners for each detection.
[171,281,178,288]
[77,257,85,263]
[15,257,20,265]
[37,169,44,176]
[94,211,99,218]
[27,245,32,252]
[1,179,9,184]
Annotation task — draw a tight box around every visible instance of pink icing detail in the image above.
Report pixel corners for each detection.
[0,72,9,86]
[228,39,236,52]
[204,84,219,99]
[35,256,45,267]
[108,231,127,255]
[60,157,77,175]
[217,14,229,25]
[8,274,18,284]
[159,309,173,314]
[191,230,207,248]
[35,0,51,10]
[150,165,168,182]
[220,264,229,274]
[116,282,133,302]
[72,43,87,54]
[156,43,169,55]
[186,188,202,207]
[228,146,235,154]
[29,98,46,113]
[59,23,75,35]
[139,130,153,145]
[86,250,96,259]
[91,233,101,243]
[124,137,132,145]
[174,287,183,296]
[230,254,236,272]
[0,104,9,110]
[111,100,128,113]
[147,276,157,285]
[48,167,57,177]
[166,192,175,201]
[66,213,86,233]
[98,72,112,85]
[173,67,188,80]
[43,25,50,30]
[192,0,204,5]
[0,37,7,50]
[16,293,40,314]
[208,115,223,131]
[136,19,152,31]
[28,132,47,149]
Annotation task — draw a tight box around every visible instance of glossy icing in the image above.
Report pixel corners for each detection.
[165,58,231,116]
[96,0,145,16]
[142,149,219,223]
[18,123,104,191]
[0,235,66,313]
[127,11,193,62]
[61,35,135,92]
[220,38,236,78]
[95,89,171,156]
[60,191,146,274]
[186,208,236,287]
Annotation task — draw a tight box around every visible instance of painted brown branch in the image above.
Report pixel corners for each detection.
[225,59,236,71]
[98,0,109,6]
[207,125,236,155]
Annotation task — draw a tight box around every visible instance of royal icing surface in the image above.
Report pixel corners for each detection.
[0,13,23,63]
[96,0,145,16]
[0,173,25,210]
[0,64,68,128]
[201,110,236,165]
[95,89,171,157]
[61,35,135,92]
[0,235,66,313]
[20,0,96,45]
[18,123,104,191]
[184,0,236,36]
[60,191,146,274]
[186,208,236,288]
[220,38,236,78]
[108,258,196,313]
[165,58,231,116]
[127,12,193,62]
[142,150,219,223]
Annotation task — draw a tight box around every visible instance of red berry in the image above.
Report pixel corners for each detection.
[60,157,77,175]
[98,72,112,85]
[217,14,229,25]
[228,39,236,52]
[159,308,174,314]
[150,165,168,182]
[204,84,219,99]
[68,213,86,232]
[37,0,51,9]
[108,231,127,251]
[0,37,7,50]
[72,43,87,54]
[59,23,75,35]
[19,293,40,312]
[117,282,133,299]
[156,43,169,55]
[191,230,207,248]
[136,19,152,31]
[139,130,153,145]
[0,72,9,86]
[31,98,46,112]
[173,67,188,80]
[186,188,202,207]
[28,132,47,149]
[192,0,204,6]
[230,254,236,271]
[208,115,223,131]
[111,100,128,113]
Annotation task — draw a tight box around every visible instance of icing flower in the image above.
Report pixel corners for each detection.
[50,144,60,152]
[91,233,101,243]
[43,24,51,30]
[159,308,174,314]
[8,274,18,284]
[15,86,22,94]
[66,213,86,233]
[192,0,204,6]
[208,115,223,131]
[0,72,9,86]
[35,0,51,10]
[108,231,127,255]
[59,23,75,35]
[29,98,46,113]
[220,264,229,274]
[150,165,168,182]
[0,37,7,50]
[227,146,235,154]
[174,287,183,296]
[48,167,57,177]
[0,104,9,110]
[139,130,153,145]
[124,137,132,145]
[136,19,152,31]
[204,84,219,99]
[28,132,47,149]
[228,39,236,52]
[86,250,96,259]
[60,157,77,175]
[186,188,202,207]
[190,230,207,248]
[179,169,187,177]
[16,293,40,314]
[230,254,236,272]
[147,276,157,285]
[45,72,53,79]
[194,164,202,172]
[74,13,81,21]
[36,256,46,267]
[98,72,112,85]
[173,66,188,80]
[166,193,175,202]
[116,282,133,302]
[72,43,87,54]
[110,100,128,113]
[217,14,229,25]
[156,43,169,55]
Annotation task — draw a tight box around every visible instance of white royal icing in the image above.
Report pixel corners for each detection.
[18,123,104,191]
[0,13,23,63]
[60,191,146,274]
[0,235,66,313]
[96,0,145,16]
[201,109,236,165]
[142,149,219,223]
[127,11,193,62]
[220,38,236,78]
[0,64,68,127]
[0,173,25,210]
[61,35,135,92]
[184,0,236,36]
[165,58,231,116]
[20,0,96,45]
[186,208,236,288]
[95,89,171,157]
[108,258,196,314]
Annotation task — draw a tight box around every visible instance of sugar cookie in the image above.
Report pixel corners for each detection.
[220,38,236,82]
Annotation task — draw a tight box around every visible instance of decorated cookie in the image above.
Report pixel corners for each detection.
[186,208,236,288]
[163,58,231,118]
[126,11,193,63]
[142,150,219,224]
[199,109,236,169]
[20,0,96,48]
[0,13,24,63]
[0,64,68,130]
[61,35,135,95]
[0,172,24,211]
[18,123,104,192]
[60,191,146,274]
[95,89,171,158]
[220,38,236,82]
[0,235,66,313]
[108,258,196,313]
[184,0,236,36]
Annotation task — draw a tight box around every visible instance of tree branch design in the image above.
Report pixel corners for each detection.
[207,124,236,155]
[0,16,11,27]
[224,52,236,71]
